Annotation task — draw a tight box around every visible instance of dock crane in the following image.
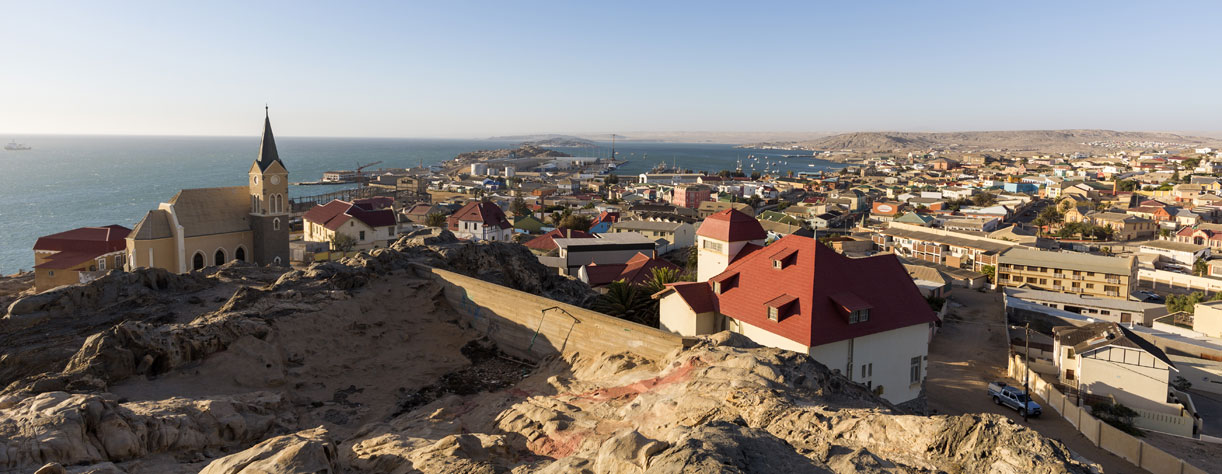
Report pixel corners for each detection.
[354,161,383,182]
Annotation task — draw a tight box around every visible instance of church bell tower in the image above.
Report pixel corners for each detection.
[248,107,290,266]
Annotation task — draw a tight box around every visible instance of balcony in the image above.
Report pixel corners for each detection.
[1106,278,1121,284]
[1072,275,1084,281]
[1053,273,1066,279]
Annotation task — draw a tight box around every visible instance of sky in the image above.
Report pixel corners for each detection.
[2,1,1221,138]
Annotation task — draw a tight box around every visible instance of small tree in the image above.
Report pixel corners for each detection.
[510,197,531,217]
[330,233,357,252]
[980,264,996,283]
[592,281,654,326]
[425,212,448,228]
[557,214,593,232]
[1195,258,1209,277]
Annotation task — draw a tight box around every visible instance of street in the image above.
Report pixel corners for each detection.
[925,289,1147,473]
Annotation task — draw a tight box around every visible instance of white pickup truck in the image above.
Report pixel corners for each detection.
[987,382,1042,417]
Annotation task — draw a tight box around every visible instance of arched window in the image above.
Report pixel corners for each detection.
[273,218,281,231]
[251,194,257,213]
[235,247,246,262]
[273,256,282,265]
[192,252,205,270]
[214,249,226,266]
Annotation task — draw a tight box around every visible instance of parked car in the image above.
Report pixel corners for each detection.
[1135,290,1164,303]
[987,381,1041,417]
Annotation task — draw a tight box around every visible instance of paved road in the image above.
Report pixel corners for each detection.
[926,290,1147,473]
[1189,389,1222,438]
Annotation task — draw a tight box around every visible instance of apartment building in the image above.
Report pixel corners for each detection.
[872,222,1013,272]
[997,248,1137,300]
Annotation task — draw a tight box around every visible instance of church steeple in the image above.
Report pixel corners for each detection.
[255,106,283,172]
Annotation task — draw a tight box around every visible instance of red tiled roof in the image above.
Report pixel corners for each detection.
[33,225,130,255]
[584,252,680,287]
[660,281,716,313]
[696,209,766,242]
[353,196,394,210]
[704,235,937,347]
[304,200,396,231]
[591,211,621,228]
[523,228,594,251]
[449,201,511,229]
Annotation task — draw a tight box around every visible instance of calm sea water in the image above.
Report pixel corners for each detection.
[0,135,843,273]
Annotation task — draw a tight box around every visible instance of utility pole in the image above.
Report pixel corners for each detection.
[1023,321,1031,423]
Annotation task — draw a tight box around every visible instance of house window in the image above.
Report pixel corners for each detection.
[1066,348,1075,359]
[768,306,779,321]
[48,270,54,277]
[849,309,870,323]
[98,258,106,271]
[1065,369,1075,381]
[359,231,366,241]
[910,356,922,384]
[713,281,722,294]
[773,259,782,269]
[702,239,723,252]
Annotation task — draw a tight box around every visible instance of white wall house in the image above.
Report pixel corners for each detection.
[448,201,513,242]
[657,209,938,405]
[303,200,399,250]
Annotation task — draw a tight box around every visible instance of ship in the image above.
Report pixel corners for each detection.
[5,140,31,151]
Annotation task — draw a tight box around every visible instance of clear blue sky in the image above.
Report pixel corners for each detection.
[2,1,1220,138]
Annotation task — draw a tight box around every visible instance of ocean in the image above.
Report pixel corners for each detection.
[0,135,844,273]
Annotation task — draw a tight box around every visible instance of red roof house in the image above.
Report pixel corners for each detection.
[656,234,938,404]
[303,200,399,249]
[579,252,680,287]
[523,228,594,252]
[447,201,513,241]
[697,209,767,242]
[32,225,131,292]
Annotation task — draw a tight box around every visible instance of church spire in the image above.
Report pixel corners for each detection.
[255,106,282,172]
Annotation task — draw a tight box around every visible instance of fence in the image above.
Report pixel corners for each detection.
[1008,354,1208,474]
[1139,268,1222,294]
[411,264,685,362]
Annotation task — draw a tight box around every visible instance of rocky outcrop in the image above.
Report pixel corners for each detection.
[199,427,337,474]
[0,391,287,472]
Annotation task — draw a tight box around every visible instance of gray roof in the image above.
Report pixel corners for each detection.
[1003,287,1159,313]
[1053,322,1176,369]
[882,226,1012,254]
[168,186,252,238]
[1139,240,1209,253]
[255,111,285,172]
[130,209,173,240]
[610,220,686,232]
[999,247,1133,275]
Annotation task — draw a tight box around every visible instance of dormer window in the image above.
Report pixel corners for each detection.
[712,272,738,294]
[771,248,797,269]
[830,292,873,325]
[763,294,798,322]
[849,309,869,323]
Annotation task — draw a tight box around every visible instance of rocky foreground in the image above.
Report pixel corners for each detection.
[1,231,1098,473]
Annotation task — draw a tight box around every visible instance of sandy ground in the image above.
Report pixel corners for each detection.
[926,289,1149,474]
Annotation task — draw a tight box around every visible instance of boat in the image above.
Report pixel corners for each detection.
[5,140,31,151]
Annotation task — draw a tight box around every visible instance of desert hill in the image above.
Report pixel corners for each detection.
[1,230,1096,473]
[747,129,1220,153]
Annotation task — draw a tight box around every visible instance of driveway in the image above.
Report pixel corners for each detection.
[1189,389,1222,438]
[926,290,1147,473]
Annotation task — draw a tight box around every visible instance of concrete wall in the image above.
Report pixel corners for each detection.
[1141,268,1222,295]
[413,264,684,362]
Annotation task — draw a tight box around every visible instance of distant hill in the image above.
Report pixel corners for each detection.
[488,134,596,147]
[746,130,1220,153]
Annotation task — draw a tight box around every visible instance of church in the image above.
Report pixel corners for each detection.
[126,110,290,273]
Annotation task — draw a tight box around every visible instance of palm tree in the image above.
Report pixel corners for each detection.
[592,281,654,326]
[641,267,683,296]
[425,212,447,228]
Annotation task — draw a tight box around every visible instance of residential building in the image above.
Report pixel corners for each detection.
[942,217,999,233]
[1052,323,1196,435]
[670,184,713,209]
[541,232,658,275]
[608,220,695,252]
[1174,223,1222,250]
[588,211,621,234]
[697,200,753,218]
[1085,212,1156,241]
[447,201,513,241]
[870,202,903,222]
[873,223,1013,272]
[523,228,594,254]
[578,252,681,288]
[1004,287,1167,326]
[996,248,1137,299]
[32,225,131,292]
[695,209,767,283]
[1192,301,1222,339]
[303,199,399,250]
[127,111,289,273]
[656,233,938,404]
[1138,240,1210,269]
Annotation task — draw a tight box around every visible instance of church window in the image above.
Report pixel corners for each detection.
[214,249,226,266]
[274,256,282,265]
[273,218,281,231]
[192,252,205,270]
[235,247,246,262]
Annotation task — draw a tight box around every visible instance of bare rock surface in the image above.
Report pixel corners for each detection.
[0,238,1098,473]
